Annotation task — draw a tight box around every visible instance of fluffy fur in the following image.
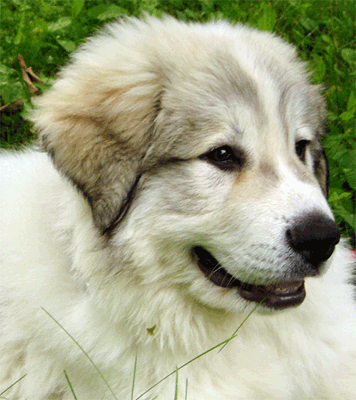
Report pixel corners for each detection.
[0,17,355,399]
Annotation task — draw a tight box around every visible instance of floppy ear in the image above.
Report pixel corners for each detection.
[313,143,329,198]
[309,86,329,199]
[31,59,162,233]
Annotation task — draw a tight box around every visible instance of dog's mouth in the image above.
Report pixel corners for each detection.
[192,246,306,310]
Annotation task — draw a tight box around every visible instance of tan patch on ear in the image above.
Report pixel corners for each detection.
[33,74,161,232]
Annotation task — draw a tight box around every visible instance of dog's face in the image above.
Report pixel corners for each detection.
[32,18,340,313]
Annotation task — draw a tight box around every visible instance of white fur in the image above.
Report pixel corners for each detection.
[1,17,356,400]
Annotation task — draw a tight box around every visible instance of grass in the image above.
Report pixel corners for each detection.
[41,308,119,400]
[1,0,354,242]
[0,374,27,399]
[0,300,263,399]
[55,302,263,399]
[64,371,79,400]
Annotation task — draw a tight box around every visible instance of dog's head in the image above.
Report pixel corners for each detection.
[31,17,340,312]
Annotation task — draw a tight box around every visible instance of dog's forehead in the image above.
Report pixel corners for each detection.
[154,49,323,159]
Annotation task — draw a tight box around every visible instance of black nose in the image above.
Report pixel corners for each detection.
[286,213,340,269]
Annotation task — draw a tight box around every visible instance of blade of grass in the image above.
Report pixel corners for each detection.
[42,308,118,400]
[0,374,27,397]
[136,298,265,399]
[131,350,138,400]
[219,296,269,352]
[185,379,188,400]
[64,370,78,400]
[174,366,179,400]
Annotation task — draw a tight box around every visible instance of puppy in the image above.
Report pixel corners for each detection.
[0,17,355,400]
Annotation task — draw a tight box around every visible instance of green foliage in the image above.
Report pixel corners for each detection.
[1,0,355,241]
[257,2,277,31]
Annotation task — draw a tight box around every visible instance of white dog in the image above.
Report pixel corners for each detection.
[0,17,355,400]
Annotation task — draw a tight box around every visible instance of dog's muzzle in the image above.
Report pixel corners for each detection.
[192,213,340,310]
[192,246,306,309]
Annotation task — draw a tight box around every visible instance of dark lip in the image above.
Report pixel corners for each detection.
[192,246,306,310]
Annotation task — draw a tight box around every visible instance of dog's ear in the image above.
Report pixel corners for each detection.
[313,144,329,198]
[31,61,162,233]
[309,86,329,199]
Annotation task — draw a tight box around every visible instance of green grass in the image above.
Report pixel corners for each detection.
[1,302,263,399]
[52,303,262,399]
[1,0,355,241]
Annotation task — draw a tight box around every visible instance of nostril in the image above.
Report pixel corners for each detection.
[286,213,340,269]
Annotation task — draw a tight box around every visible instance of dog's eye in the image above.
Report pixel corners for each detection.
[204,146,243,170]
[295,140,310,162]
[208,146,235,162]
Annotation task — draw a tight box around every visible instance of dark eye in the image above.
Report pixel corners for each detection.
[295,140,310,162]
[208,146,235,162]
[204,146,244,170]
